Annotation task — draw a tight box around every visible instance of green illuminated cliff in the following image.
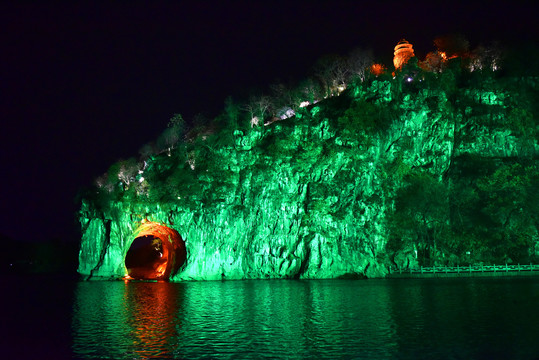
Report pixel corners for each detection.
[79,60,539,281]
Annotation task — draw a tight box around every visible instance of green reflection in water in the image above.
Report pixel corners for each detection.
[72,278,539,359]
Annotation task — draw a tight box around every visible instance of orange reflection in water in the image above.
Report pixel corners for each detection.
[123,281,182,358]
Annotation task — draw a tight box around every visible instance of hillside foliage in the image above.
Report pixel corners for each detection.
[82,38,539,268]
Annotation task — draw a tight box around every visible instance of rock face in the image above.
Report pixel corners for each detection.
[78,70,539,281]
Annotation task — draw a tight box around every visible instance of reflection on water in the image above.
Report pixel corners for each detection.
[72,281,182,358]
[72,278,539,359]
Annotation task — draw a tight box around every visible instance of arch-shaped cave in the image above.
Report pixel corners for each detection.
[124,222,186,281]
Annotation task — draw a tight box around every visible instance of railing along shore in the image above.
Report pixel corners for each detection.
[387,263,539,278]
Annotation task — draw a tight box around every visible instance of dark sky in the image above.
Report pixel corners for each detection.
[1,1,536,242]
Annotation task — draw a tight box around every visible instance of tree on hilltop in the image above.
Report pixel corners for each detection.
[434,34,470,58]
[157,113,186,152]
[348,48,374,82]
[314,55,350,96]
[243,95,273,127]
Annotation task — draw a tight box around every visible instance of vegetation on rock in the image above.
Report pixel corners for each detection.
[79,37,539,280]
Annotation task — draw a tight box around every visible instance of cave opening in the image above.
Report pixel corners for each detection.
[124,222,186,281]
[125,235,166,280]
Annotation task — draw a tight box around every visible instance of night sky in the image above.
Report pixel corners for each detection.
[1,2,536,243]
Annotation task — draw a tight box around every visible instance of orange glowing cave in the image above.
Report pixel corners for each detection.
[124,222,186,281]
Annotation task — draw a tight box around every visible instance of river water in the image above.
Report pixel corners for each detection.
[3,276,539,359]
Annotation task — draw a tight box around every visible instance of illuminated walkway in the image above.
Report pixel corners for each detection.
[388,264,539,278]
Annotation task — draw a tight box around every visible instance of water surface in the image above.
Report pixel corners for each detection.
[3,276,539,359]
[72,278,539,359]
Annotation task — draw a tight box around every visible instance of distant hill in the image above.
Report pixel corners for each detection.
[1,234,79,276]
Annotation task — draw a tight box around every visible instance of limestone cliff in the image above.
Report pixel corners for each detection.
[79,69,539,281]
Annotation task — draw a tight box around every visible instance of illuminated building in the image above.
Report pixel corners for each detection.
[393,39,415,70]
